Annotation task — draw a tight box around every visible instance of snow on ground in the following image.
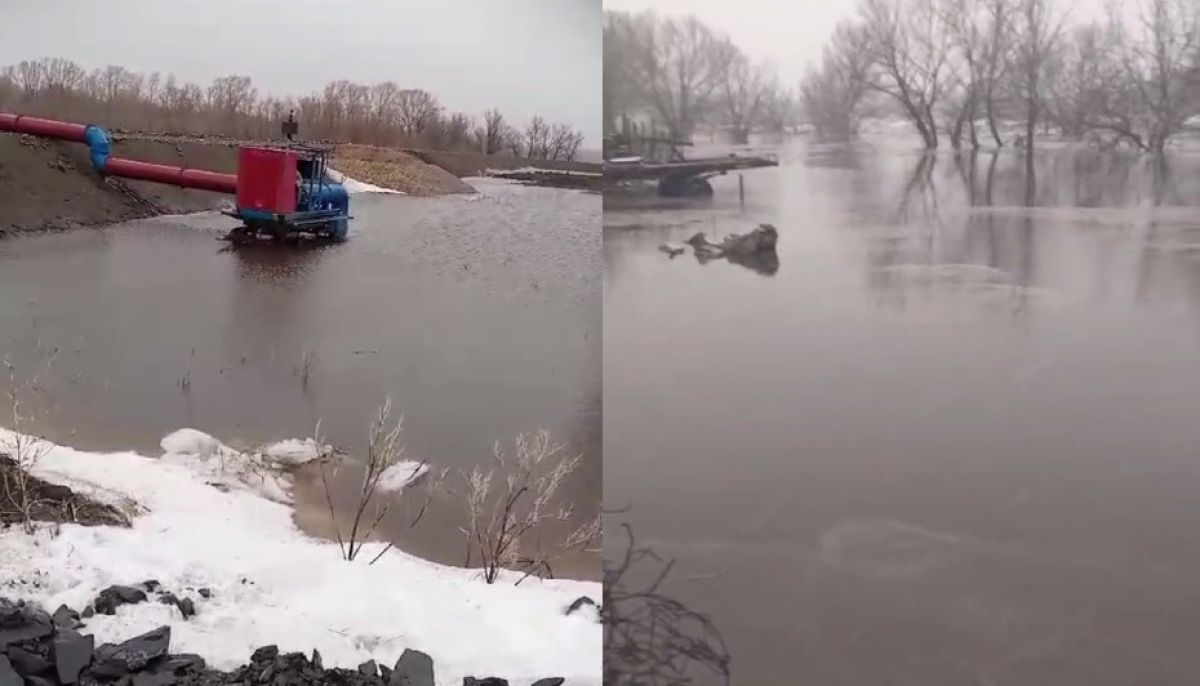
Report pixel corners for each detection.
[327,169,404,194]
[0,428,600,686]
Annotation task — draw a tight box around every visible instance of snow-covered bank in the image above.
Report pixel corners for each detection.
[0,429,600,686]
[328,168,404,194]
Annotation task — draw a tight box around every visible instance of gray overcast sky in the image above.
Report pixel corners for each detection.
[0,0,601,144]
[604,0,1108,88]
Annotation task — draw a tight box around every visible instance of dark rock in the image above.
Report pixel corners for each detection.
[0,618,52,648]
[22,676,57,686]
[310,648,322,670]
[94,585,148,615]
[81,606,94,619]
[156,653,205,675]
[0,657,19,686]
[379,663,392,682]
[0,599,53,649]
[141,580,162,593]
[358,659,378,677]
[463,679,508,686]
[249,645,278,663]
[157,593,180,607]
[7,644,52,675]
[54,633,94,683]
[531,680,565,686]
[176,598,195,620]
[0,600,19,628]
[391,649,434,686]
[52,604,81,629]
[197,589,211,599]
[88,625,170,678]
[132,673,178,686]
[565,596,596,615]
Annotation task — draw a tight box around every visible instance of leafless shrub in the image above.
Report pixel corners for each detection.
[0,356,55,534]
[604,523,731,686]
[459,429,591,584]
[319,399,445,563]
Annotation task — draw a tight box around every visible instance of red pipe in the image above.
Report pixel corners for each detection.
[0,113,88,142]
[105,157,238,195]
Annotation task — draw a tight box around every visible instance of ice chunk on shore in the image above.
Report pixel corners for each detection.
[377,460,431,492]
[160,428,223,457]
[262,438,326,466]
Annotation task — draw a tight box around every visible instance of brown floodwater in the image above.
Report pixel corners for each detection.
[605,139,1200,684]
[0,180,600,578]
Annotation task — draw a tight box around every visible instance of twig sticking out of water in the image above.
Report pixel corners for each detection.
[604,522,732,686]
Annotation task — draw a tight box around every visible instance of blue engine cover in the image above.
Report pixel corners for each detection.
[306,183,349,214]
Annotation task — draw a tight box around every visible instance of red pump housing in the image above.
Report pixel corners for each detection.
[236,147,298,214]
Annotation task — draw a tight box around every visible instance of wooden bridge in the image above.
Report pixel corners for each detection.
[603,153,779,196]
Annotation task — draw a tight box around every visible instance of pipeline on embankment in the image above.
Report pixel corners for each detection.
[0,113,239,195]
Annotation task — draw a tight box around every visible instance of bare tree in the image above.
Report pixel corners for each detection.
[801,21,873,139]
[1011,0,1068,156]
[637,14,735,142]
[758,74,796,133]
[604,11,654,134]
[720,51,767,143]
[942,0,1015,148]
[14,60,43,97]
[1106,0,1200,152]
[482,108,509,154]
[396,89,441,141]
[525,116,552,159]
[549,122,586,160]
[1044,23,1114,139]
[859,0,954,148]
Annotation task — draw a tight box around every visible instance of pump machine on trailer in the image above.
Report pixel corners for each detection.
[0,112,352,241]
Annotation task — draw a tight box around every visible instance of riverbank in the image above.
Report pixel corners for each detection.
[0,427,601,685]
[0,132,491,234]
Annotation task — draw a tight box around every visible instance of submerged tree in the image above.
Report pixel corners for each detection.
[1105,0,1200,152]
[858,0,954,148]
[604,523,731,686]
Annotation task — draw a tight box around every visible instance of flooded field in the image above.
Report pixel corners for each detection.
[605,140,1200,684]
[0,180,600,576]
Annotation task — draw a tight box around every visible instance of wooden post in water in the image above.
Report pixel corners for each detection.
[739,173,745,209]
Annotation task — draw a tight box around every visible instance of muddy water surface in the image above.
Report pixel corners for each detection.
[605,140,1200,684]
[0,180,600,577]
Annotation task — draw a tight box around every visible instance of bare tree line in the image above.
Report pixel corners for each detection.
[815,0,1200,152]
[0,57,586,161]
[604,11,797,145]
[606,0,1200,154]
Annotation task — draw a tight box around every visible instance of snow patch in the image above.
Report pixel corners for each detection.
[327,169,403,194]
[0,428,600,686]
